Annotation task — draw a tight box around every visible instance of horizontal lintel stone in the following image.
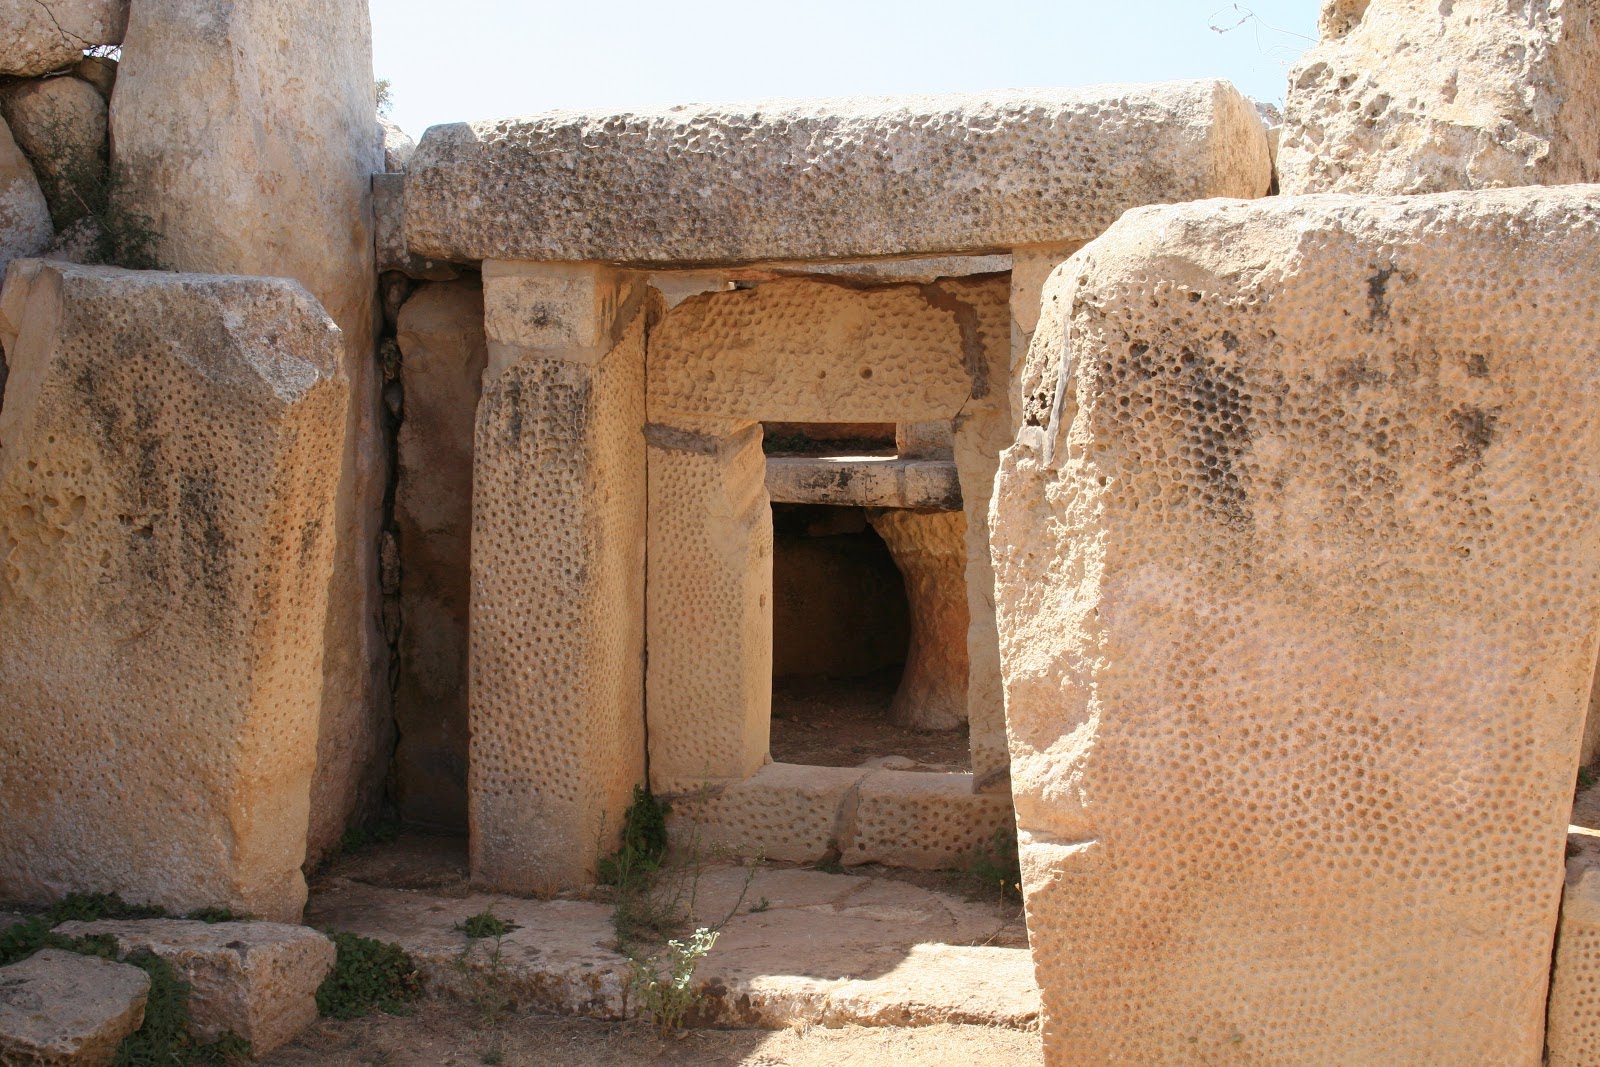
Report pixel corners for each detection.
[404,81,1270,266]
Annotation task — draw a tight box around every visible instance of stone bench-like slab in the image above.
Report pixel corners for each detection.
[0,949,149,1066]
[404,81,1270,266]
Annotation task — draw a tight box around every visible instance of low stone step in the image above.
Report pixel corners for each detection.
[0,948,150,1066]
[306,864,1037,1031]
[54,919,334,1058]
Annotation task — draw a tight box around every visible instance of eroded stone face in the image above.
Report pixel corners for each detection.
[0,0,127,77]
[0,261,348,922]
[405,82,1269,265]
[868,509,969,732]
[0,115,51,276]
[991,188,1600,1065]
[111,0,386,862]
[648,277,972,424]
[0,949,148,1066]
[1548,855,1600,1067]
[1279,0,1600,194]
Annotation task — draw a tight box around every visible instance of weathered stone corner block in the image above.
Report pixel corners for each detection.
[991,187,1600,1065]
[0,261,349,923]
[1280,0,1600,195]
[405,81,1270,265]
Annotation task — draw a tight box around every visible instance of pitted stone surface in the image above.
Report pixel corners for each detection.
[54,920,334,1056]
[1548,854,1600,1067]
[113,0,386,862]
[393,278,485,829]
[0,949,148,1066]
[868,509,969,732]
[405,81,1269,265]
[0,0,127,77]
[649,278,971,424]
[646,420,773,794]
[844,772,1012,871]
[469,278,653,891]
[0,261,347,922]
[991,187,1600,1065]
[1280,0,1600,194]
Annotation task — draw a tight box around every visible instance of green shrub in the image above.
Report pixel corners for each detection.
[315,932,421,1020]
[456,910,518,939]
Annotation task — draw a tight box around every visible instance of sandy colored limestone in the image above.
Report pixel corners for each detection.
[648,277,971,424]
[1548,854,1600,1067]
[469,266,653,892]
[1280,0,1600,195]
[0,115,51,276]
[0,77,107,231]
[868,510,969,732]
[0,261,347,922]
[0,949,149,1066]
[393,278,486,828]
[991,187,1600,1065]
[645,419,773,794]
[55,920,335,1056]
[405,82,1269,264]
[0,0,126,77]
[112,0,387,862]
[843,772,1012,871]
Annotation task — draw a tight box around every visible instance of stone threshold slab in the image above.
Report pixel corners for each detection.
[306,865,1036,1031]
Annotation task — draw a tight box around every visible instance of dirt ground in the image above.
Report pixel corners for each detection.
[770,674,970,770]
[265,1000,1043,1067]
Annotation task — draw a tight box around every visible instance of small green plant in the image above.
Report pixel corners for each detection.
[456,909,518,939]
[750,897,771,914]
[315,932,421,1020]
[966,827,1023,903]
[628,927,719,1032]
[18,115,160,269]
[375,77,394,117]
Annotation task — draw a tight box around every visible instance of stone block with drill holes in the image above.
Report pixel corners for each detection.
[469,262,652,892]
[992,187,1600,1065]
[645,418,773,794]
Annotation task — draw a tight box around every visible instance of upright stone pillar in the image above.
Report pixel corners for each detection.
[645,418,772,794]
[110,0,386,862]
[1548,854,1600,1067]
[868,509,969,732]
[992,189,1600,1065]
[470,261,651,891]
[0,261,348,922]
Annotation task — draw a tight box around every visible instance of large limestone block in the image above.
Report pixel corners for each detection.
[112,0,386,861]
[0,949,149,1066]
[0,0,127,77]
[765,455,962,510]
[0,77,107,229]
[646,420,773,794]
[406,81,1270,265]
[649,278,971,424]
[868,509,969,732]
[1548,856,1600,1067]
[393,278,485,829]
[1280,0,1600,194]
[991,188,1600,1065]
[0,261,348,922]
[844,771,1012,870]
[470,269,653,892]
[0,115,52,276]
[54,920,334,1056]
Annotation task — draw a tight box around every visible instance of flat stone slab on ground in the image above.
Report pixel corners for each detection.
[0,948,149,1066]
[307,861,1035,1030]
[55,919,334,1056]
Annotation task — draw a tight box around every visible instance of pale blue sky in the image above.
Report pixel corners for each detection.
[371,1,1317,140]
